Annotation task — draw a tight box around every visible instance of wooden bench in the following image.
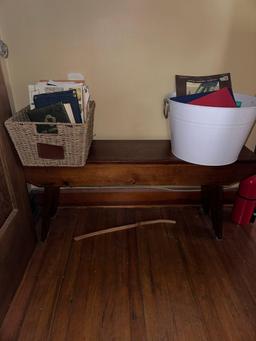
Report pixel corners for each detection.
[24,140,256,241]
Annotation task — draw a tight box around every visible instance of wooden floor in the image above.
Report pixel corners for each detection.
[1,206,256,341]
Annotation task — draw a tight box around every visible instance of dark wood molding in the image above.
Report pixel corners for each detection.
[33,188,237,207]
[0,64,36,324]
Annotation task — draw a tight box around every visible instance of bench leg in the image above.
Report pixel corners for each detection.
[201,185,211,214]
[201,185,223,239]
[210,185,223,239]
[41,186,60,241]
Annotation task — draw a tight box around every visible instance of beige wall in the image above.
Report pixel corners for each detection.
[0,0,256,150]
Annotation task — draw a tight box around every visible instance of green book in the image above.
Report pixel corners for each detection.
[27,103,70,133]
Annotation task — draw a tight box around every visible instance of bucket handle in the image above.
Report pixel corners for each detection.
[163,98,169,119]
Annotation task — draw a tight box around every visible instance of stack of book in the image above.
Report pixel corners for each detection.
[172,73,240,108]
[27,80,91,133]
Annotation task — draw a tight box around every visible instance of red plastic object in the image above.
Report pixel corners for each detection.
[232,175,256,225]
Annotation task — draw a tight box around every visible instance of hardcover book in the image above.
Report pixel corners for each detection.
[27,103,70,133]
[189,87,237,107]
[170,91,213,104]
[33,89,82,123]
[175,73,232,96]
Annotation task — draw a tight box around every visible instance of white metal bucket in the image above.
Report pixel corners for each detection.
[167,93,256,166]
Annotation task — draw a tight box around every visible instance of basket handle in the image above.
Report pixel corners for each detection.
[34,123,59,135]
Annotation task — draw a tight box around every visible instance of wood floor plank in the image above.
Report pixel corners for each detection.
[199,211,256,333]
[17,210,78,341]
[48,210,85,341]
[135,208,208,341]
[0,242,46,341]
[165,207,228,341]
[53,208,103,340]
[49,241,83,341]
[54,208,132,341]
[180,207,256,341]
[219,217,256,303]
[243,223,256,243]
[127,229,147,341]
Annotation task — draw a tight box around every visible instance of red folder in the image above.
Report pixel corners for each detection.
[189,87,237,107]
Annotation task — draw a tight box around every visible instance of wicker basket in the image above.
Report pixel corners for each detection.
[5,101,95,167]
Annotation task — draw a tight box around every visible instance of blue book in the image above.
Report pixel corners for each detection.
[170,88,237,106]
[170,92,212,104]
[34,89,82,123]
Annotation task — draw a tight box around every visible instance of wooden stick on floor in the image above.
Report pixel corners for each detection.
[74,219,176,241]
